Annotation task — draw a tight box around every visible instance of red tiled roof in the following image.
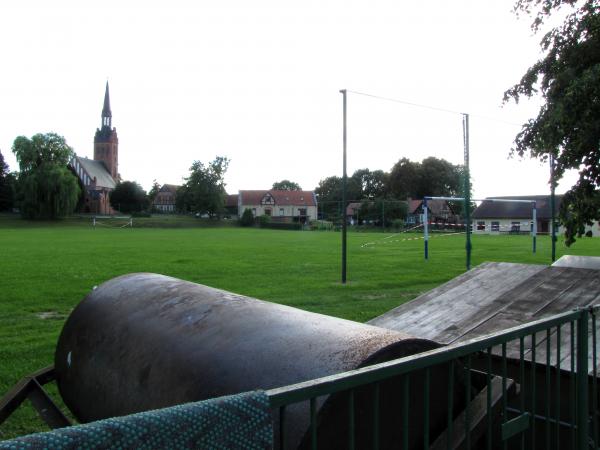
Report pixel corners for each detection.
[225,194,238,207]
[346,202,362,215]
[239,190,317,206]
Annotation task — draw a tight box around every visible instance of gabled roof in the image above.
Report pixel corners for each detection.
[346,202,361,215]
[76,156,116,189]
[472,195,563,220]
[159,184,179,194]
[239,190,317,207]
[409,199,456,215]
[225,194,238,207]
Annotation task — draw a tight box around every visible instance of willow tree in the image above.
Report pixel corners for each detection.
[12,133,80,219]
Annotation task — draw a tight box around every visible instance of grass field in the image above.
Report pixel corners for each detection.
[1,215,599,439]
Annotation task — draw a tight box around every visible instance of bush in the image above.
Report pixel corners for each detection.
[392,219,405,231]
[310,220,333,231]
[586,230,593,238]
[258,214,271,227]
[131,211,151,218]
[260,222,303,231]
[240,208,254,227]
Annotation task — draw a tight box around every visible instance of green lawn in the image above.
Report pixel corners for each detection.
[1,217,599,438]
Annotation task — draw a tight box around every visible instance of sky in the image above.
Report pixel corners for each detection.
[0,1,579,199]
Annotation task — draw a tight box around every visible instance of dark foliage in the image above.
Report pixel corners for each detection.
[176,157,229,217]
[110,181,149,213]
[12,133,80,219]
[240,208,255,227]
[504,0,600,245]
[272,180,302,191]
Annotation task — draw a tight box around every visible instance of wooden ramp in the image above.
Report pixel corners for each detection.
[369,261,600,371]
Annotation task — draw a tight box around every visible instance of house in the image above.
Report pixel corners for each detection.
[472,195,566,234]
[406,198,461,226]
[346,202,362,224]
[238,190,318,223]
[153,184,179,213]
[224,194,239,218]
[69,82,119,215]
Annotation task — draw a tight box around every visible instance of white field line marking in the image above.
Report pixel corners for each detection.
[361,231,466,248]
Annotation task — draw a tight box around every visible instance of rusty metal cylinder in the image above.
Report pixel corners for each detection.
[55,273,462,449]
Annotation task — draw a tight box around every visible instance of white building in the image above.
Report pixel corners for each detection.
[238,190,318,223]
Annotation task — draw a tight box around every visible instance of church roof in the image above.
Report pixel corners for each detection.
[77,156,116,189]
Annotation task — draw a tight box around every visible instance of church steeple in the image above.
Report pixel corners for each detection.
[101,81,112,128]
[94,81,119,181]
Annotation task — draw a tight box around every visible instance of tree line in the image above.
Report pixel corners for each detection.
[315,157,464,223]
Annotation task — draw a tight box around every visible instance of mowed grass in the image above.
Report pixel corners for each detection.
[1,217,599,438]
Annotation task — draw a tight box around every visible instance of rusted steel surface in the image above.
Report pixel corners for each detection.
[55,273,452,449]
[0,366,71,429]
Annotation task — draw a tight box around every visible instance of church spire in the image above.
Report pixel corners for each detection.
[101,81,112,128]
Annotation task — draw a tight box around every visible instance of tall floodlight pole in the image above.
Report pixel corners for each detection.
[462,114,472,270]
[550,155,557,262]
[340,89,348,284]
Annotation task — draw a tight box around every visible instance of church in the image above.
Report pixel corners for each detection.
[69,82,120,215]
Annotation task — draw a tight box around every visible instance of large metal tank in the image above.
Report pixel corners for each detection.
[55,273,463,449]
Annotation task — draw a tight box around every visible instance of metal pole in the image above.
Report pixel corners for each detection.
[463,114,472,270]
[340,89,347,284]
[532,202,537,254]
[424,198,429,260]
[550,155,557,262]
[576,308,589,450]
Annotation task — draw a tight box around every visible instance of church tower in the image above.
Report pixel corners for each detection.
[94,81,119,181]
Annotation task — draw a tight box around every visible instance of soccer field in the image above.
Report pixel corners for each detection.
[1,219,599,438]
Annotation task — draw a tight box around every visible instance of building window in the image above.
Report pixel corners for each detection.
[491,221,500,232]
[279,208,285,216]
[265,208,272,216]
[477,221,485,231]
[511,222,521,233]
[299,208,307,216]
[252,208,256,216]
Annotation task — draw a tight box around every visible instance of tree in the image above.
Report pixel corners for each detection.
[272,179,302,191]
[0,150,15,211]
[389,157,462,199]
[351,169,389,199]
[314,174,361,220]
[12,133,80,219]
[110,181,149,213]
[389,158,420,199]
[417,157,462,199]
[315,176,343,219]
[148,179,161,204]
[504,0,600,245]
[358,198,407,226]
[178,156,230,217]
[240,208,255,226]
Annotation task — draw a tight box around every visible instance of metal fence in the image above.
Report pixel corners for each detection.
[267,306,600,450]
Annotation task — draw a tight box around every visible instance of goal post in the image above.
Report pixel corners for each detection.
[92,216,133,229]
[423,196,537,265]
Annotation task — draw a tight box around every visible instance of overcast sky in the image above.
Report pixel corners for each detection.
[0,1,578,198]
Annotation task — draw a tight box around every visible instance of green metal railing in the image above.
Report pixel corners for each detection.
[267,306,600,450]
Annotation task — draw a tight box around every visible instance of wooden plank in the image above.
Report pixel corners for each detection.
[430,375,517,450]
[370,263,546,344]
